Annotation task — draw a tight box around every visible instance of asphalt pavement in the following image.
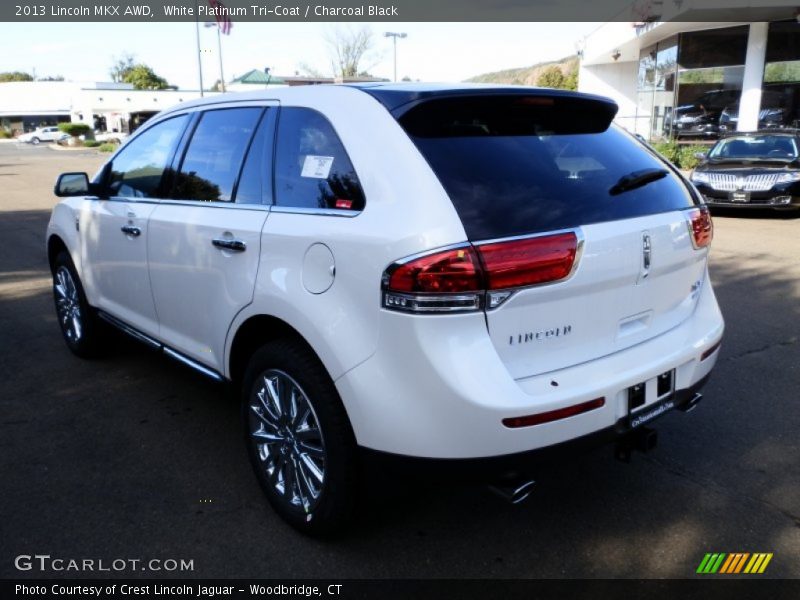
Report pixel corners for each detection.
[0,141,798,579]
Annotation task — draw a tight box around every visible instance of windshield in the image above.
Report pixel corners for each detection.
[708,135,798,161]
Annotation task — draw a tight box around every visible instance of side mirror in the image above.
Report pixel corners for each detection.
[54,172,90,197]
[694,151,707,161]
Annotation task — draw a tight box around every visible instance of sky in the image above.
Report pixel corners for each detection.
[1,21,599,89]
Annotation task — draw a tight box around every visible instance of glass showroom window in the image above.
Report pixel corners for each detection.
[673,26,748,139]
[762,20,800,130]
[637,37,678,140]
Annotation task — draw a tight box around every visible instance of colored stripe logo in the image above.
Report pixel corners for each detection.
[697,553,773,574]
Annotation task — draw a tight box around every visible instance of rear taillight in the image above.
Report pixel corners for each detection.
[477,232,578,290]
[382,232,580,314]
[687,207,713,249]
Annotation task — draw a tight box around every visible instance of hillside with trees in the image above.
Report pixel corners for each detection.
[467,55,579,90]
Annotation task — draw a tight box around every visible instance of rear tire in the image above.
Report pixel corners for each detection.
[52,251,103,358]
[242,339,359,536]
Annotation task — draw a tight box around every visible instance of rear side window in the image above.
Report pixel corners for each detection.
[173,107,262,202]
[274,107,365,211]
[399,96,695,240]
[107,114,188,198]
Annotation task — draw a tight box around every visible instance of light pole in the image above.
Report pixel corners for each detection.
[204,22,226,92]
[384,32,407,82]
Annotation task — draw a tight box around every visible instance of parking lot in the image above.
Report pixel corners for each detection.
[0,141,798,578]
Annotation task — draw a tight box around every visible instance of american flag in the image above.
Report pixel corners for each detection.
[208,0,232,35]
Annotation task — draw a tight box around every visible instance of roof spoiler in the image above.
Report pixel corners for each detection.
[390,90,619,137]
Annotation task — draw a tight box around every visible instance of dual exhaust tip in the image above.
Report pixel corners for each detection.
[488,478,537,505]
[488,393,703,504]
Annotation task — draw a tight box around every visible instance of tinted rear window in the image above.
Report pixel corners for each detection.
[399,96,695,240]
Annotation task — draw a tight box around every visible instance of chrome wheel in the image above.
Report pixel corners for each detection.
[54,266,82,343]
[248,369,326,514]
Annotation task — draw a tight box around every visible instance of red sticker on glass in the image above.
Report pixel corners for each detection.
[335,199,353,209]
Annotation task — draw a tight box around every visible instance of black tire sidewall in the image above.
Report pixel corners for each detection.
[241,340,358,536]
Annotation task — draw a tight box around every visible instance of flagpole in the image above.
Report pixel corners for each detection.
[216,24,226,92]
[195,2,205,97]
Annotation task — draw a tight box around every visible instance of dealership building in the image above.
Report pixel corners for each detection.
[0,72,387,135]
[0,81,214,135]
[578,2,800,140]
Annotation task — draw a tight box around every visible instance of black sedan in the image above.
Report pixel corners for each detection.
[690,131,800,210]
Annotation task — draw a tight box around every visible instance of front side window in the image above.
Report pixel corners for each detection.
[107,115,188,198]
[172,107,263,202]
[273,107,365,211]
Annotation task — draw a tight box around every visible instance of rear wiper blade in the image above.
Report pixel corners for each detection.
[609,168,668,196]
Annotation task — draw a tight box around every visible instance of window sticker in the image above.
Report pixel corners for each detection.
[301,155,334,179]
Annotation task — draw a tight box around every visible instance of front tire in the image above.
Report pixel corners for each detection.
[52,251,103,358]
[31,137,40,145]
[242,339,358,535]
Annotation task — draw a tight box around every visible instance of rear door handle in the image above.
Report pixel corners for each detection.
[212,238,246,252]
[121,225,141,237]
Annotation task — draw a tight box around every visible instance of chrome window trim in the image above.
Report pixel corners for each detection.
[93,196,272,212]
[270,205,361,218]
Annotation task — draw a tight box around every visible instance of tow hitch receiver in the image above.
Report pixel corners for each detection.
[614,426,658,463]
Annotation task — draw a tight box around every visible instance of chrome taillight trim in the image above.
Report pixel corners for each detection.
[382,291,483,313]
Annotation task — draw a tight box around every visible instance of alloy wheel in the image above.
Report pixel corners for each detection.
[248,369,327,515]
[54,266,82,343]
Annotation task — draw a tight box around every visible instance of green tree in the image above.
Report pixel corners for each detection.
[0,71,34,82]
[536,66,565,89]
[563,68,579,91]
[121,64,170,90]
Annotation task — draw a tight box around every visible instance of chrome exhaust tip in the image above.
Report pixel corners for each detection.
[488,478,536,504]
[678,392,703,413]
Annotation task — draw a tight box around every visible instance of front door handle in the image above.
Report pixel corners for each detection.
[212,238,246,252]
[121,225,141,237]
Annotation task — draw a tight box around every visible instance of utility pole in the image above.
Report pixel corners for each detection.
[384,32,407,82]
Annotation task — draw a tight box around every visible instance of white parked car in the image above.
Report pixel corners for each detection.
[18,126,69,144]
[46,84,724,534]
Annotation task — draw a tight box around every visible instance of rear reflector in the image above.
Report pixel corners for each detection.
[477,232,578,290]
[687,207,713,249]
[502,397,605,428]
[701,339,722,361]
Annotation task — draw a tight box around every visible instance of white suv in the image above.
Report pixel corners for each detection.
[47,84,724,534]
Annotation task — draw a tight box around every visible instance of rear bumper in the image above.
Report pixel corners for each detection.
[335,276,724,459]
[359,373,712,480]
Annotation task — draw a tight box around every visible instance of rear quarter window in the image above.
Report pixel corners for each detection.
[399,96,695,240]
[274,107,365,212]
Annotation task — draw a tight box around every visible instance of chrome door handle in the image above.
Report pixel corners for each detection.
[212,238,246,252]
[121,225,141,237]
